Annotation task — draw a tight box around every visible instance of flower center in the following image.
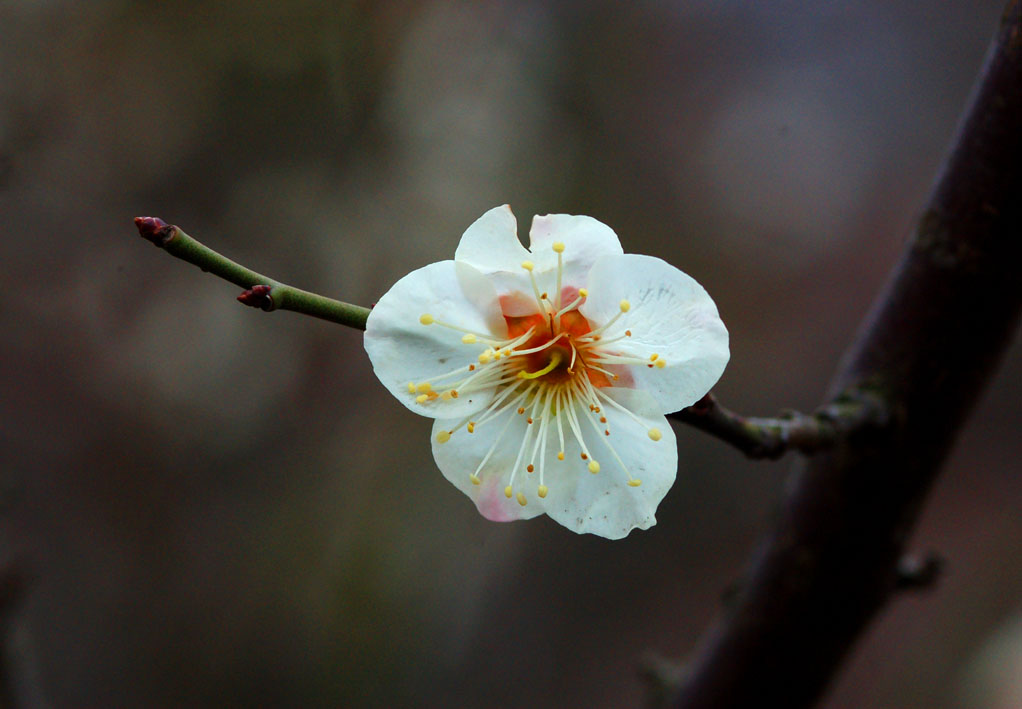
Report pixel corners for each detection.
[413,241,666,506]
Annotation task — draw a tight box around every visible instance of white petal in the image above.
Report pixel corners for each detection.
[431,385,676,539]
[432,411,545,523]
[580,254,729,413]
[527,213,624,291]
[364,260,508,419]
[454,205,538,315]
[542,387,677,539]
[454,204,531,272]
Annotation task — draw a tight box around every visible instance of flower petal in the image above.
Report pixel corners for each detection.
[364,260,508,419]
[431,413,545,523]
[580,253,729,413]
[542,387,677,539]
[454,205,537,314]
[431,386,676,539]
[527,213,624,291]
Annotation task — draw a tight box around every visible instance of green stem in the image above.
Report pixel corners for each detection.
[134,217,370,330]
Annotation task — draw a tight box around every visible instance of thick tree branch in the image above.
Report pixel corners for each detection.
[672,4,1022,708]
[133,217,370,330]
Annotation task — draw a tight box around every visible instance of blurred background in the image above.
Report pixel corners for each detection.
[2,1,1020,706]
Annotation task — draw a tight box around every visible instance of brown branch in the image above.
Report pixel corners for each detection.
[672,3,1022,708]
[668,392,879,460]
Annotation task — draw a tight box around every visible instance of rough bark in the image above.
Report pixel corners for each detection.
[673,3,1022,707]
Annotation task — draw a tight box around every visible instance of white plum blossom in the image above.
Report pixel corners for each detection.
[364,206,729,539]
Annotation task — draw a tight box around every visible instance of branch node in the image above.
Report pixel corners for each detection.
[895,553,945,591]
[237,284,276,312]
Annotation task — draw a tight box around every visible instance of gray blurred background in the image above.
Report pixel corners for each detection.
[2,1,1020,707]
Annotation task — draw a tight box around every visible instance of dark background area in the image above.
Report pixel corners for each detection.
[1,1,1019,706]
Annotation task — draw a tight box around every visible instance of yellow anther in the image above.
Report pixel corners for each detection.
[627,479,642,487]
[537,485,548,498]
[469,474,481,485]
[619,300,631,312]
[552,241,565,253]
[504,485,513,499]
[467,422,475,433]
[521,261,534,271]
[517,350,563,380]
[588,460,600,474]
[415,394,429,404]
[648,428,663,441]
[462,333,477,344]
[650,353,659,361]
[557,452,565,461]
[436,430,451,444]
[416,382,433,394]
[441,390,454,400]
[578,288,588,297]
[655,359,666,369]
[407,382,416,393]
[479,350,492,364]
[502,349,511,356]
[419,314,434,325]
[516,492,527,506]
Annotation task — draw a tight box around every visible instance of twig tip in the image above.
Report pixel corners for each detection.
[134,216,176,247]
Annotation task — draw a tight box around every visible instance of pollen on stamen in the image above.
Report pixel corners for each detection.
[537,485,548,498]
[467,422,475,433]
[517,492,528,506]
[469,474,481,485]
[580,452,588,460]
[619,300,631,312]
[526,417,534,424]
[604,429,610,436]
[526,464,534,473]
[407,382,416,393]
[416,382,433,394]
[599,416,607,423]
[504,485,513,498]
[557,452,565,461]
[588,460,600,474]
[517,407,526,415]
[655,359,666,369]
[627,479,642,487]
[521,261,534,271]
[415,394,429,404]
[552,241,565,253]
[419,314,434,325]
[540,292,548,300]
[578,288,588,297]
[436,430,451,444]
[462,333,477,344]
[625,330,632,336]
[468,364,476,371]
[650,353,659,361]
[648,428,663,441]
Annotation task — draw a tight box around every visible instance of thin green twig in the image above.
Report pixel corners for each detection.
[134,217,370,330]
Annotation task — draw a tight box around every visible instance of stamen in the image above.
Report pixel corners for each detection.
[504,485,513,498]
[436,430,451,443]
[554,242,564,312]
[517,492,528,506]
[648,428,662,441]
[537,485,548,498]
[419,314,434,325]
[588,460,600,474]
